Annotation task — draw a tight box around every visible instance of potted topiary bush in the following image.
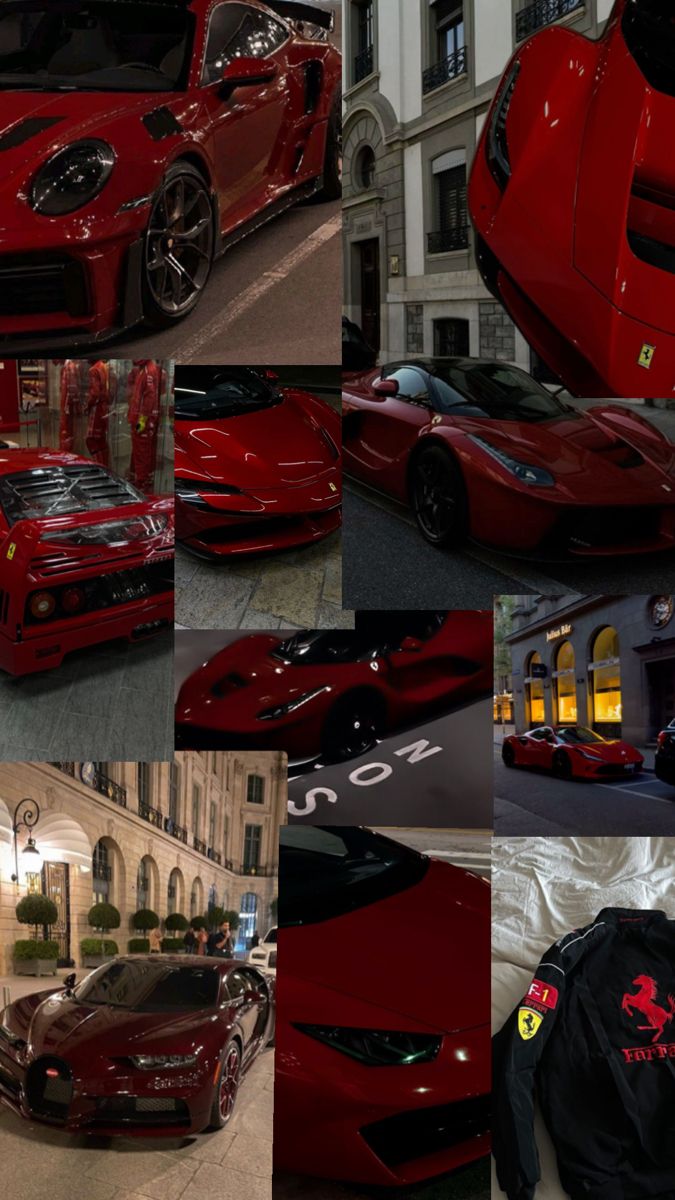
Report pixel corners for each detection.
[162,912,188,953]
[14,894,59,976]
[129,908,159,954]
[82,902,121,967]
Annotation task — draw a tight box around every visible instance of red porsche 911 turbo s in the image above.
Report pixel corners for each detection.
[469,0,675,398]
[501,725,644,780]
[0,0,340,352]
[175,610,493,761]
[342,358,675,556]
[274,825,490,1187]
[174,366,342,558]
[0,448,174,675]
[0,956,274,1135]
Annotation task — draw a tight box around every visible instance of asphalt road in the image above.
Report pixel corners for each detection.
[494,745,675,836]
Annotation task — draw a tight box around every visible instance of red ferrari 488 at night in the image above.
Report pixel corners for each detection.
[469,0,675,397]
[175,366,342,557]
[0,0,340,351]
[175,610,493,761]
[502,725,644,779]
[342,358,675,556]
[274,825,490,1187]
[0,448,173,675]
[0,956,274,1135]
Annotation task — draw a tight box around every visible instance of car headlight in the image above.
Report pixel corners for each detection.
[131,1053,199,1070]
[175,478,241,508]
[295,1025,442,1066]
[487,59,520,191]
[257,686,331,721]
[30,140,116,216]
[469,435,554,487]
[573,748,603,761]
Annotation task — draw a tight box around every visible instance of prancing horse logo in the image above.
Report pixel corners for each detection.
[621,975,675,1044]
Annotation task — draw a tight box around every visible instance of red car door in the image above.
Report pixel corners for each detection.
[516,731,552,768]
[344,367,435,492]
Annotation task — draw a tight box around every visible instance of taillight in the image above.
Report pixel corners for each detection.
[61,587,86,615]
[657,731,667,748]
[30,592,56,620]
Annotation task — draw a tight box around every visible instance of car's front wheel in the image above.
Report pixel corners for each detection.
[321,693,384,763]
[142,162,215,329]
[208,1040,241,1130]
[552,750,573,780]
[502,742,515,768]
[410,446,468,547]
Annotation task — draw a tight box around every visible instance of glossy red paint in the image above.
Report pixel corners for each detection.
[342,361,675,556]
[274,827,490,1186]
[0,0,341,352]
[502,726,644,780]
[0,448,174,675]
[0,956,274,1136]
[175,611,493,759]
[469,0,675,397]
[175,375,342,557]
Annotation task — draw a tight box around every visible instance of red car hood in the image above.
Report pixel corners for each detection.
[570,739,643,763]
[281,861,490,1035]
[13,991,207,1059]
[176,393,338,490]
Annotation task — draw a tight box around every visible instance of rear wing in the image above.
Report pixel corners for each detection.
[265,1,334,33]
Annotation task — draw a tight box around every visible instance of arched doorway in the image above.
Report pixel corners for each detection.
[239,892,258,953]
[92,836,126,910]
[589,626,621,737]
[190,876,204,919]
[136,854,159,912]
[168,866,184,915]
[525,652,546,726]
[554,641,577,724]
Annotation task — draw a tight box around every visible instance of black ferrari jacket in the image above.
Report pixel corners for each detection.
[493,908,675,1200]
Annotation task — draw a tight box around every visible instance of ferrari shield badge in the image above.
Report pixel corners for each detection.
[329,482,338,493]
[518,1007,543,1040]
[6,543,16,560]
[638,344,656,369]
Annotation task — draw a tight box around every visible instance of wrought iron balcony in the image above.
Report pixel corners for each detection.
[427,226,470,254]
[164,816,188,843]
[194,836,207,856]
[422,45,468,95]
[354,44,373,83]
[207,848,222,865]
[51,761,75,777]
[516,0,583,41]
[94,771,127,808]
[139,801,163,828]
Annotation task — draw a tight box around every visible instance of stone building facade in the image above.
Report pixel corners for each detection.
[0,753,285,974]
[343,0,614,366]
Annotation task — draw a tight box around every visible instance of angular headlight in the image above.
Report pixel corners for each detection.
[487,60,521,191]
[31,140,116,216]
[257,686,331,721]
[469,435,554,487]
[295,1024,442,1066]
[131,1053,199,1070]
[175,479,241,509]
[47,514,168,546]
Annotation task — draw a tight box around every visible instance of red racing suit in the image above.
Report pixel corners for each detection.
[86,359,112,467]
[58,359,82,452]
[128,359,164,492]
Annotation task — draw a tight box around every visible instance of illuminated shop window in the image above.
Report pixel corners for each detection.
[525,651,545,724]
[554,640,577,723]
[590,626,621,724]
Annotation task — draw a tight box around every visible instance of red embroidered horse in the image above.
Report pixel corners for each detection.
[621,975,675,1044]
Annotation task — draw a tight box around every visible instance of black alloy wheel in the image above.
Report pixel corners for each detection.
[209,1040,241,1130]
[411,445,468,547]
[143,163,215,327]
[321,694,384,763]
[502,742,516,768]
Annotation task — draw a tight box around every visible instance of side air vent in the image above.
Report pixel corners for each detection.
[304,61,323,113]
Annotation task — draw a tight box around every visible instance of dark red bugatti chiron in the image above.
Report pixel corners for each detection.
[0,956,274,1135]
[0,0,340,351]
[469,0,675,398]
[342,358,675,555]
[502,725,644,779]
[174,366,342,557]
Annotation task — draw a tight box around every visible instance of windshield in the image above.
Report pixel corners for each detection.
[279,826,429,926]
[623,0,675,98]
[174,368,283,420]
[0,1,192,92]
[557,727,607,746]
[406,360,570,422]
[0,465,143,525]
[274,613,445,665]
[74,960,220,1011]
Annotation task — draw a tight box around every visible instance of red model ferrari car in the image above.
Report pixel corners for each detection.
[274,825,490,1187]
[175,610,493,760]
[0,956,274,1135]
[501,725,644,779]
[0,0,340,352]
[343,358,675,555]
[469,0,675,398]
[175,366,342,557]
[0,448,174,675]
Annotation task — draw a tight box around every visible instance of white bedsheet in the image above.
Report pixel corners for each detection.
[491,836,675,1199]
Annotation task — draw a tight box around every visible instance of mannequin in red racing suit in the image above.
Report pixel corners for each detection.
[86,359,112,467]
[128,359,164,492]
[58,359,83,452]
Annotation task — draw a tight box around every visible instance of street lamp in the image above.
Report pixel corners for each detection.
[11,798,41,883]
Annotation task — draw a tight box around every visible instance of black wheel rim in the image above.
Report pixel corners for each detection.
[145,174,213,316]
[335,708,378,760]
[414,457,457,540]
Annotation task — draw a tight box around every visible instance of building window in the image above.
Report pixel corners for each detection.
[239,892,258,951]
[92,839,111,903]
[192,783,201,837]
[590,627,621,728]
[137,860,149,909]
[516,0,584,43]
[168,867,181,914]
[208,801,217,848]
[169,761,180,823]
[525,652,546,725]
[208,883,217,916]
[243,824,262,873]
[424,1,467,94]
[353,0,374,83]
[554,640,577,724]
[355,144,376,190]
[246,775,265,805]
[428,152,468,253]
[434,318,470,356]
[137,763,150,808]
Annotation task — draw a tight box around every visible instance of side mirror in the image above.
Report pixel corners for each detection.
[63,973,77,994]
[372,378,399,397]
[221,56,278,87]
[263,369,280,383]
[400,636,423,653]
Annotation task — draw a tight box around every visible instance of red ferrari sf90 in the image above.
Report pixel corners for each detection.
[502,725,644,779]
[342,358,675,555]
[469,0,675,398]
[0,0,340,352]
[174,367,342,557]
[0,956,274,1135]
[274,825,490,1187]
[0,449,174,675]
[175,610,493,761]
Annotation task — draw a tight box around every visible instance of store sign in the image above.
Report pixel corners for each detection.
[588,657,620,671]
[546,623,572,643]
[530,663,548,679]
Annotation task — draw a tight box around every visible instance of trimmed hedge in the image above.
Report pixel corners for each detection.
[165,912,189,933]
[14,940,59,961]
[128,938,150,954]
[16,894,58,931]
[131,909,159,932]
[81,938,118,956]
[87,903,121,932]
[161,938,184,953]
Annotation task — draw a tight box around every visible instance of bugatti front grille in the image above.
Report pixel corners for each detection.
[94,1096,191,1126]
[25,1057,73,1122]
[0,254,89,317]
[361,1096,490,1170]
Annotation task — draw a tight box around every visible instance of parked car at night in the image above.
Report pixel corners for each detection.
[248,927,278,973]
[502,725,644,780]
[655,719,675,786]
[0,956,274,1135]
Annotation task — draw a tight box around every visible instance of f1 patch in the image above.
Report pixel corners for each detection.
[638,343,656,369]
[527,979,559,1010]
[6,542,16,560]
[518,1007,544,1040]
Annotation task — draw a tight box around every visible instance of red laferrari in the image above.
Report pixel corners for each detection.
[274,825,490,1187]
[175,366,342,557]
[0,448,174,675]
[0,956,274,1135]
[469,0,675,398]
[342,358,675,556]
[502,725,644,779]
[0,0,340,352]
[175,610,493,761]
